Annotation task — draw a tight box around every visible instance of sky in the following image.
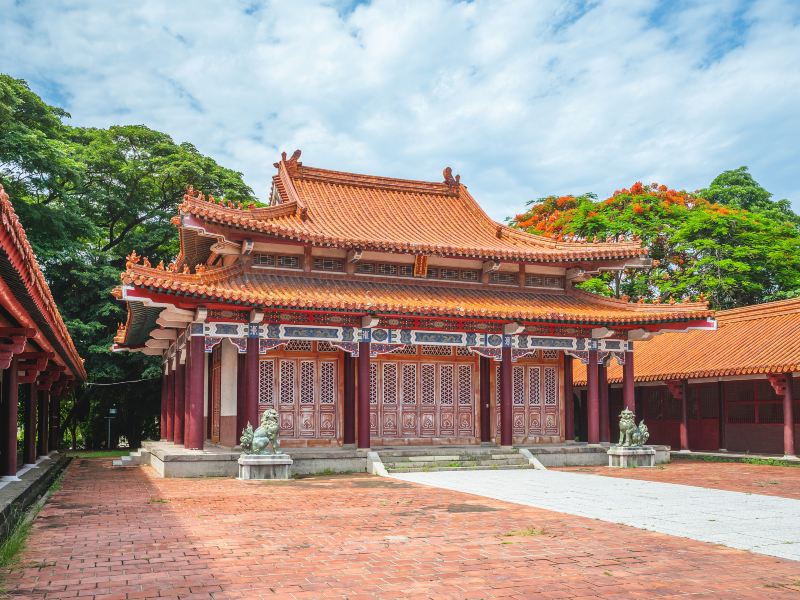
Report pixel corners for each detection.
[2,0,799,220]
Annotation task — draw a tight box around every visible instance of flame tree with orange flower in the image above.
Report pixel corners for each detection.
[511,173,800,310]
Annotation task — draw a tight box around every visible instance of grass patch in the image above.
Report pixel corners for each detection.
[148,498,169,504]
[503,527,546,537]
[66,450,130,459]
[0,467,66,583]
[672,454,800,468]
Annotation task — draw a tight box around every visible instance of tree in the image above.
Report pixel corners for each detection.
[0,74,256,448]
[512,179,800,309]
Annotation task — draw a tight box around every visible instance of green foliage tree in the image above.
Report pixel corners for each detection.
[512,180,800,310]
[0,74,256,448]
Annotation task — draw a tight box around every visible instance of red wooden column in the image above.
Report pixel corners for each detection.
[236,353,247,434]
[357,341,371,449]
[173,356,185,445]
[783,373,796,457]
[500,344,512,446]
[563,354,574,442]
[23,382,37,465]
[479,356,491,443]
[587,344,600,443]
[186,335,205,450]
[183,344,192,444]
[599,362,609,443]
[343,352,356,445]
[245,335,259,428]
[679,381,689,451]
[159,368,168,440]
[717,381,727,450]
[165,363,174,441]
[1,357,20,479]
[622,347,635,412]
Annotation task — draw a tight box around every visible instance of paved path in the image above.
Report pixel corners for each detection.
[6,459,800,599]
[391,469,800,561]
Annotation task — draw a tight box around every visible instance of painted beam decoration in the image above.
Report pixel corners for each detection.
[170,321,631,363]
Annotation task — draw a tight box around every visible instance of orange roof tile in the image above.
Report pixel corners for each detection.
[178,150,648,264]
[0,184,86,380]
[120,263,711,327]
[573,297,800,384]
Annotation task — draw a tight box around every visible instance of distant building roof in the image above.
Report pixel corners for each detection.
[573,298,800,385]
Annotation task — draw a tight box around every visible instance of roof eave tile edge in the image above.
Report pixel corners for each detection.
[0,185,86,380]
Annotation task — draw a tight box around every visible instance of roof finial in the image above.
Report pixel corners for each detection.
[274,149,302,171]
[443,167,461,193]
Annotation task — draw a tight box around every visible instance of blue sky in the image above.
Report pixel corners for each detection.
[2,0,799,219]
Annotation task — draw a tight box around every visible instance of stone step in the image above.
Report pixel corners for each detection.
[381,454,523,464]
[386,463,534,473]
[377,449,521,460]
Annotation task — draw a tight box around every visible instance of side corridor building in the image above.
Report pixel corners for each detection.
[574,298,799,457]
[113,151,714,450]
[0,184,86,481]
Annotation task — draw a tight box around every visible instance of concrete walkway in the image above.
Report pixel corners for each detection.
[391,469,800,561]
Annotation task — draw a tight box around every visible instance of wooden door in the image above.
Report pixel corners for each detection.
[495,352,560,440]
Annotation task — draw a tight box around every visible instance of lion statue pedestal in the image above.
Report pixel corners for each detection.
[238,408,293,480]
[608,408,656,468]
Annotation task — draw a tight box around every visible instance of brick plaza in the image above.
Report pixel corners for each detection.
[4,459,800,599]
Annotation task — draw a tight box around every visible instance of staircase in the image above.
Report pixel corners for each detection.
[112,447,150,467]
[376,446,534,473]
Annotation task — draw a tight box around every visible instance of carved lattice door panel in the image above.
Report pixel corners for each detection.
[495,358,559,439]
[370,358,475,439]
[258,357,337,439]
[210,344,222,443]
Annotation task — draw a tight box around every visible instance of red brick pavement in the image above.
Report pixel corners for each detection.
[3,458,800,599]
[557,460,800,500]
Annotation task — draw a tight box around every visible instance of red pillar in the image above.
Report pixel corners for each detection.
[479,356,491,443]
[679,380,689,451]
[623,348,635,412]
[599,363,609,443]
[563,354,574,441]
[357,341,371,449]
[784,373,796,457]
[245,337,259,428]
[186,335,205,450]
[236,352,247,435]
[183,344,192,444]
[23,382,37,465]
[165,365,174,441]
[343,352,356,445]
[159,369,168,440]
[587,347,599,443]
[37,389,49,457]
[1,357,19,478]
[173,359,185,444]
[500,345,512,446]
[718,381,727,450]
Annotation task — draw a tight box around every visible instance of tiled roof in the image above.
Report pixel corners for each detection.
[120,262,712,327]
[573,297,800,384]
[0,184,86,380]
[178,150,648,263]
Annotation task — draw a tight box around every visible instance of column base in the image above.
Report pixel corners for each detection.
[22,463,38,469]
[677,449,691,453]
[36,455,51,463]
[782,454,799,461]
[0,475,21,482]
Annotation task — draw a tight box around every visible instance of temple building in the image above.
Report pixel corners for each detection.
[0,184,86,481]
[574,298,799,457]
[112,151,715,451]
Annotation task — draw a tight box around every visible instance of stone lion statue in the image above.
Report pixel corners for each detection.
[618,408,650,447]
[240,408,281,455]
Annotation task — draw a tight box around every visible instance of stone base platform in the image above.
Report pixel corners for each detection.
[238,454,293,480]
[131,441,369,478]
[608,445,657,468]
[524,442,670,467]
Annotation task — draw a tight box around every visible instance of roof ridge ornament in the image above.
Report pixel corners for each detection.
[442,167,461,194]
[274,149,302,174]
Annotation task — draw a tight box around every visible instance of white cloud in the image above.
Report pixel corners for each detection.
[1,0,799,219]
